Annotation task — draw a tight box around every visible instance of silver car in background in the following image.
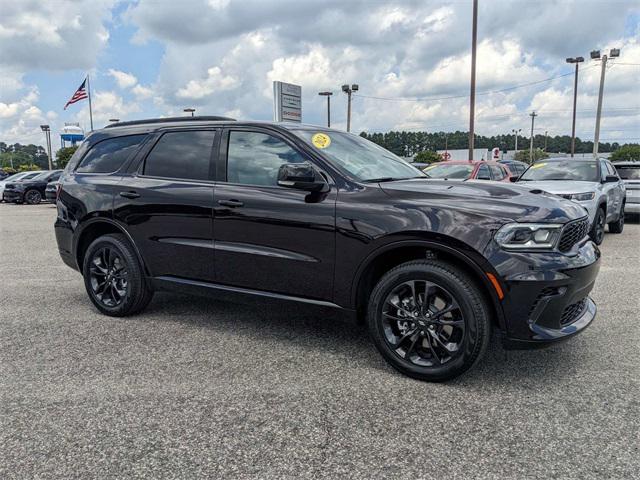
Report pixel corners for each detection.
[517,158,625,245]
[612,161,640,216]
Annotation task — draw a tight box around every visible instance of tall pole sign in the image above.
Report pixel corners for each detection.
[273,81,302,123]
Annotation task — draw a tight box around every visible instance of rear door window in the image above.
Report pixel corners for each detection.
[143,130,216,181]
[77,135,146,173]
[489,165,504,180]
[476,164,491,180]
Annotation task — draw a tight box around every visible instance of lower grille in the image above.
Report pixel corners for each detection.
[560,298,587,326]
[558,217,590,253]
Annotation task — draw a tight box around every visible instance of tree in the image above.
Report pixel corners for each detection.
[514,148,549,163]
[18,164,40,172]
[413,150,442,164]
[56,146,79,168]
[610,144,640,162]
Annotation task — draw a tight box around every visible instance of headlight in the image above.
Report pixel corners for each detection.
[494,223,563,251]
[569,192,595,201]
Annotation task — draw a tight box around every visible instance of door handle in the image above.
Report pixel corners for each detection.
[217,199,244,208]
[119,191,140,199]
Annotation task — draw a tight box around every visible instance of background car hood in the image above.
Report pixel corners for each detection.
[515,180,599,195]
[379,178,587,224]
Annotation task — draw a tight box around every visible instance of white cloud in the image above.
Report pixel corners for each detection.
[132,84,154,99]
[108,69,138,89]
[176,66,238,100]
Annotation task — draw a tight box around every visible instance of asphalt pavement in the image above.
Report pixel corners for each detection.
[1,202,639,479]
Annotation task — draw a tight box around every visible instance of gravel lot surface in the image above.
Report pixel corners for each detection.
[1,203,639,479]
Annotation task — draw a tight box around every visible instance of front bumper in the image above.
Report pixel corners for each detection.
[2,190,24,202]
[485,237,600,347]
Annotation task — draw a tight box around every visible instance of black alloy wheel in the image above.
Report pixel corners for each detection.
[590,208,606,245]
[83,234,154,316]
[24,189,42,205]
[380,280,465,367]
[89,246,129,308]
[368,260,491,382]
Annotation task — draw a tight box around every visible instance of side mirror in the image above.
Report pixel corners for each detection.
[604,175,618,183]
[277,163,329,192]
[509,175,519,183]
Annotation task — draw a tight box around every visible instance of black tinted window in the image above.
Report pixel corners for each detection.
[476,164,490,179]
[144,130,215,181]
[227,131,306,186]
[615,165,640,180]
[77,135,146,173]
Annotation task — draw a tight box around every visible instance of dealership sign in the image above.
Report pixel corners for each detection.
[273,81,302,123]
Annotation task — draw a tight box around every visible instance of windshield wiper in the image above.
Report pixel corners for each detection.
[362,177,399,183]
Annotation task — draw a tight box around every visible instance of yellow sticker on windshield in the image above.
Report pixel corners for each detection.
[311,133,331,149]
[423,165,437,171]
[530,162,547,169]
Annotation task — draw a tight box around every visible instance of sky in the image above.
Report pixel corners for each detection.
[1,0,639,148]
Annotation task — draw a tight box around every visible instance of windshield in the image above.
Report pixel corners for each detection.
[520,161,599,182]
[423,163,474,179]
[615,165,640,180]
[3,172,29,182]
[31,172,51,181]
[291,129,424,182]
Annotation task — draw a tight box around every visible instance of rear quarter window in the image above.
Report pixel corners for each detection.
[76,135,147,174]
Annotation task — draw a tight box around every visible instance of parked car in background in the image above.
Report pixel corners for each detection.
[423,160,513,182]
[45,180,60,202]
[0,170,10,180]
[2,170,62,204]
[499,159,529,177]
[0,171,45,201]
[517,158,625,244]
[612,161,640,216]
[55,117,601,382]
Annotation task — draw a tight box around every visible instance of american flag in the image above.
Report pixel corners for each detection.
[64,78,89,110]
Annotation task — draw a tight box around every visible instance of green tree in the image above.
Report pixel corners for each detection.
[413,150,442,164]
[18,164,40,172]
[56,146,79,168]
[514,148,549,163]
[610,144,640,162]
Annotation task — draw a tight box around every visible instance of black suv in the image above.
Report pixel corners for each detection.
[55,117,601,381]
[3,170,62,204]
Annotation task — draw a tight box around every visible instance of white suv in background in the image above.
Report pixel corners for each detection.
[517,158,625,245]
[612,161,640,216]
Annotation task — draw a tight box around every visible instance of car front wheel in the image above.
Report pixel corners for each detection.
[24,189,42,205]
[82,233,153,316]
[367,259,491,382]
[589,207,606,245]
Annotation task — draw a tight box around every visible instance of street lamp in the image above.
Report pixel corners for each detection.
[183,108,196,117]
[318,91,333,128]
[591,48,621,156]
[341,84,358,132]
[566,56,584,157]
[511,128,522,152]
[40,125,53,170]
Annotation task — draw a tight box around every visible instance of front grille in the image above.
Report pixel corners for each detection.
[560,298,587,326]
[558,217,590,252]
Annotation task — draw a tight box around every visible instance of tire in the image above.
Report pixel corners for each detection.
[367,260,491,382]
[82,233,153,316]
[608,204,624,234]
[24,189,42,205]
[589,207,606,245]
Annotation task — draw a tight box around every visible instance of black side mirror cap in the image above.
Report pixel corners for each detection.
[277,163,329,193]
[509,176,519,183]
[604,175,619,183]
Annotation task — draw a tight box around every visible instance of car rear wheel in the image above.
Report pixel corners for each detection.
[367,259,491,382]
[589,207,606,245]
[24,189,42,205]
[82,233,153,316]
[608,204,624,234]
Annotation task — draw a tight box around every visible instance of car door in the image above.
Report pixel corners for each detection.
[605,161,624,217]
[599,159,619,221]
[212,127,336,301]
[113,128,218,282]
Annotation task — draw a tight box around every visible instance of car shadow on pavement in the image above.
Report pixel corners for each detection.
[139,291,584,388]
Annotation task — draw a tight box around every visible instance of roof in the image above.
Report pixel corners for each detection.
[541,157,597,162]
[437,160,502,165]
[105,115,235,129]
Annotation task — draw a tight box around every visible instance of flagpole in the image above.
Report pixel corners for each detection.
[87,74,94,131]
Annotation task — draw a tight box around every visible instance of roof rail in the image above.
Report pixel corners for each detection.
[104,116,236,128]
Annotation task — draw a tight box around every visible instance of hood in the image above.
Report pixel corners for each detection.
[379,178,588,224]
[514,180,599,195]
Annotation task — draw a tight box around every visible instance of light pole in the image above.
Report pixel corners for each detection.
[40,125,53,170]
[318,91,333,127]
[183,108,196,117]
[341,84,358,132]
[512,128,522,153]
[591,48,620,156]
[529,111,537,164]
[468,0,479,161]
[544,130,548,152]
[566,56,584,157]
